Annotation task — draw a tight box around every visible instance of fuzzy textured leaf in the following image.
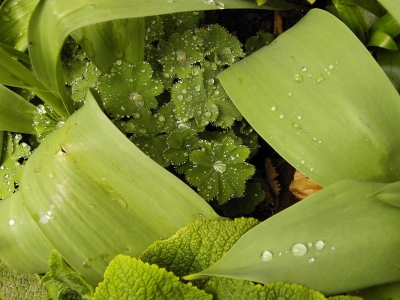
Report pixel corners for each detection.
[140,218,260,278]
[92,255,212,300]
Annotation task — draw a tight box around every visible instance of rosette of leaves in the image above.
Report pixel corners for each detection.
[196,24,244,66]
[98,60,162,118]
[0,132,31,199]
[171,62,242,128]
[124,108,169,167]
[186,137,255,203]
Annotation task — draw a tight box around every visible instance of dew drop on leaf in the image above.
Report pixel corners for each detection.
[293,74,303,83]
[260,250,273,261]
[213,161,227,173]
[315,240,325,250]
[8,219,15,226]
[291,243,307,256]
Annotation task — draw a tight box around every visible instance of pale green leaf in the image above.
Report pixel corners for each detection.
[219,9,400,186]
[0,92,224,285]
[92,255,212,300]
[0,84,36,134]
[378,0,400,26]
[0,0,39,50]
[184,180,400,295]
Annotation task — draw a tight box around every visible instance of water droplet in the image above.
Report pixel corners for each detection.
[301,160,306,164]
[89,204,95,210]
[297,115,302,120]
[307,242,313,248]
[115,60,122,65]
[83,259,92,269]
[310,168,314,171]
[291,243,307,256]
[129,92,144,108]
[288,92,293,97]
[331,246,335,250]
[292,122,301,130]
[215,1,225,9]
[2,15,11,22]
[315,74,325,84]
[260,250,273,261]
[194,84,201,92]
[177,94,183,101]
[204,111,211,118]
[158,115,165,122]
[302,67,308,72]
[270,106,277,112]
[278,252,282,256]
[308,257,315,263]
[0,166,4,170]
[279,114,284,119]
[8,219,15,226]
[213,161,226,173]
[328,64,334,70]
[315,240,325,250]
[207,78,215,85]
[49,172,55,179]
[293,74,303,83]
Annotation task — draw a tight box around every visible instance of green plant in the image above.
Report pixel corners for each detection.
[1,0,400,299]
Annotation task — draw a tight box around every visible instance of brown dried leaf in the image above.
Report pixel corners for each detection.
[265,158,281,198]
[289,170,323,200]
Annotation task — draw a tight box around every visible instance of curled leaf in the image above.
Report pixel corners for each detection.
[289,170,323,200]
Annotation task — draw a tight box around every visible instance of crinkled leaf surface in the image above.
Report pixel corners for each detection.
[99,61,162,118]
[41,251,94,300]
[184,180,400,295]
[204,278,358,300]
[92,255,212,300]
[219,9,400,186]
[164,129,200,165]
[186,137,254,203]
[140,218,259,278]
[0,92,223,285]
[0,261,49,300]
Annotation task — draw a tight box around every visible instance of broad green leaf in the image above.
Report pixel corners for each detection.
[0,92,223,285]
[71,18,145,74]
[219,9,400,186]
[140,218,259,280]
[204,278,362,300]
[41,251,94,300]
[0,84,36,134]
[0,132,31,199]
[0,0,39,50]
[0,42,30,64]
[0,192,54,274]
[245,32,274,55]
[0,261,49,300]
[184,180,400,295]
[379,0,400,25]
[367,30,397,50]
[92,255,212,300]
[370,13,400,39]
[186,137,255,203]
[0,47,68,119]
[28,0,293,118]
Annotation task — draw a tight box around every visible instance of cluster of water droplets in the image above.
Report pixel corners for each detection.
[1,1,18,22]
[260,240,334,264]
[203,0,225,9]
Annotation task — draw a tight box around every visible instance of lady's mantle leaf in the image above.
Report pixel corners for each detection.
[164,129,200,165]
[186,137,255,203]
[172,63,241,128]
[98,61,162,118]
[0,261,49,300]
[41,251,94,299]
[140,218,259,279]
[92,255,211,300]
[160,30,203,79]
[0,133,31,199]
[197,25,244,66]
[204,278,361,300]
[124,108,169,167]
